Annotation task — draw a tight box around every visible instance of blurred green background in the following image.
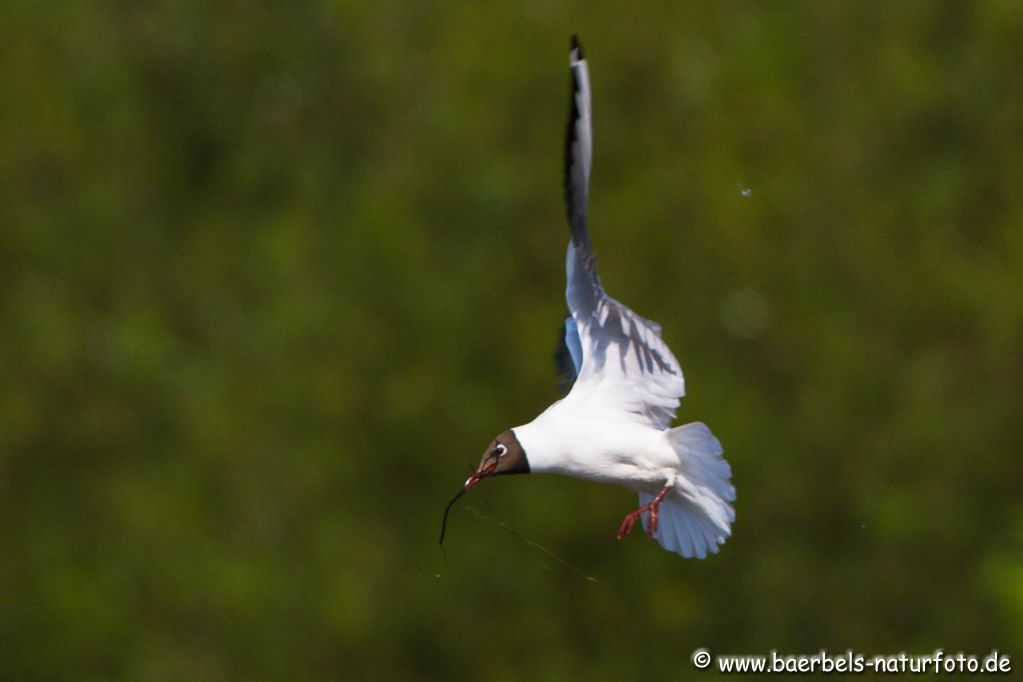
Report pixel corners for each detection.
[2,1,1022,680]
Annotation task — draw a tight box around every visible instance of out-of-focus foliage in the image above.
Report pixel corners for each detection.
[2,2,1022,680]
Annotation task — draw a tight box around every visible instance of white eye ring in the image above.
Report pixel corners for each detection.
[495,444,508,456]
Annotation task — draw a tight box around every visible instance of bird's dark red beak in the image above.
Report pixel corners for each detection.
[464,454,499,490]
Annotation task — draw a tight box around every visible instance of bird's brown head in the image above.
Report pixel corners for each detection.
[465,429,529,489]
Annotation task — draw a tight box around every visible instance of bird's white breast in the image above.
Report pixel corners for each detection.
[512,399,678,492]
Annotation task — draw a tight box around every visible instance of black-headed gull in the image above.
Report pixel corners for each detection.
[463,36,735,559]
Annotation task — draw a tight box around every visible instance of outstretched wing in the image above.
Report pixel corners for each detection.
[553,34,592,394]
[559,35,685,429]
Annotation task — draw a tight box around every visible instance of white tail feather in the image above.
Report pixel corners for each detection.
[641,422,734,559]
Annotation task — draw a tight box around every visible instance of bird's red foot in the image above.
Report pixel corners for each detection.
[616,482,673,540]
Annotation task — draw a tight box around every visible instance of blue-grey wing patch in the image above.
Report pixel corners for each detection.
[553,313,584,392]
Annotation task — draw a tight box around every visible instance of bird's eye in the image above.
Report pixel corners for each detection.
[495,444,508,456]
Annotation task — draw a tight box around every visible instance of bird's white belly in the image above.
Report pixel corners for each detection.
[514,410,678,492]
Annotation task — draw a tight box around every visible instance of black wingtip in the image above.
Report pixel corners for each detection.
[571,34,584,59]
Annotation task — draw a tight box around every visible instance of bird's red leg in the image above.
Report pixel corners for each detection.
[616,481,673,540]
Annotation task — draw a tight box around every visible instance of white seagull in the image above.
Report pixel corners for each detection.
[460,36,735,559]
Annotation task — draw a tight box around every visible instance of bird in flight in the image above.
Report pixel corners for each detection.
[449,36,734,559]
